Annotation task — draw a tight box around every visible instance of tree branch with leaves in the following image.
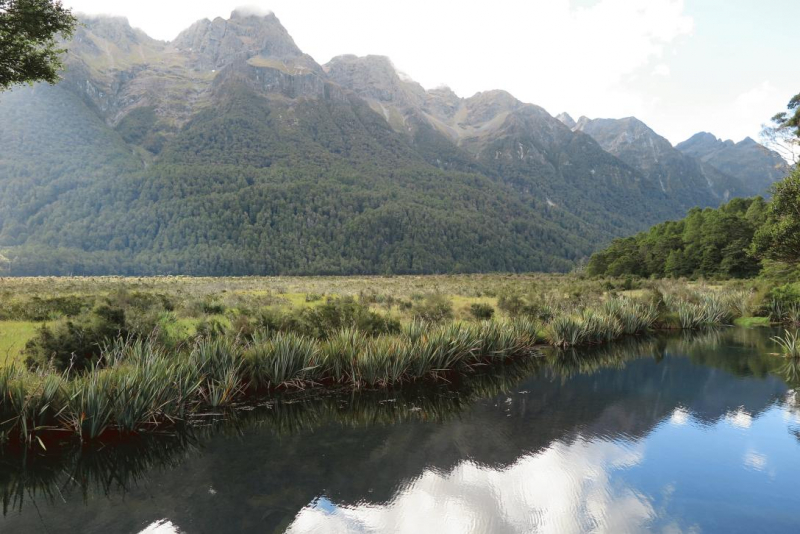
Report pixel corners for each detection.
[761,92,800,165]
[0,0,76,91]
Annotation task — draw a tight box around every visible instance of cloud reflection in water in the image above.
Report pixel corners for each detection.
[288,436,652,534]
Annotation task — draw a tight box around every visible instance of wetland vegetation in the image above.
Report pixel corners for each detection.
[0,274,797,448]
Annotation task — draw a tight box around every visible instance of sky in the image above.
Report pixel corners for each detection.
[63,0,799,146]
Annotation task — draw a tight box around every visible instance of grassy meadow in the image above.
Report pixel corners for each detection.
[0,273,797,447]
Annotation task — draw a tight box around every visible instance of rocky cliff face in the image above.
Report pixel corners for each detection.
[676,132,790,194]
[173,10,320,72]
[61,11,329,134]
[573,116,750,208]
[556,112,576,128]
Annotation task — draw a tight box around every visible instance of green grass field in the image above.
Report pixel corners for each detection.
[0,321,38,364]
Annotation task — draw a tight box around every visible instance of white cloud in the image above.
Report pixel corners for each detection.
[231,5,273,18]
[286,436,653,534]
[653,64,671,77]
[736,80,778,109]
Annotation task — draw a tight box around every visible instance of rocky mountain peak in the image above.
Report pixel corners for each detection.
[173,10,305,69]
[677,131,790,193]
[675,132,723,156]
[325,54,426,107]
[737,136,758,147]
[462,90,521,124]
[73,15,160,52]
[556,112,576,128]
[425,86,462,119]
[575,116,674,158]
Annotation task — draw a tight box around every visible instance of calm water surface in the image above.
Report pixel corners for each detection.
[1,328,799,533]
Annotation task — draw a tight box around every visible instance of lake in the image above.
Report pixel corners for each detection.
[1,328,799,533]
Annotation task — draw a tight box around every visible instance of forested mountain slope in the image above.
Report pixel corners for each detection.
[0,11,785,275]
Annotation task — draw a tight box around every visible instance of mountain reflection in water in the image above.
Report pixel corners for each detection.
[1,328,799,533]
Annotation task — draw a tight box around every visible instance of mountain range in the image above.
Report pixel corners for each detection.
[0,11,790,275]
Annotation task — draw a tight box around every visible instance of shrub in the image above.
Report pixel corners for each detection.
[298,297,400,338]
[5,295,91,321]
[201,301,226,315]
[766,284,800,321]
[106,290,174,313]
[412,294,454,323]
[227,313,258,340]
[194,317,227,339]
[497,293,525,316]
[469,303,495,320]
[23,306,128,372]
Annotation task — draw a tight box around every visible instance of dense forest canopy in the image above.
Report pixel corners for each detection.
[586,197,768,279]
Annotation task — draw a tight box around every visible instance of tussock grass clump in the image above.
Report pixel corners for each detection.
[64,370,116,440]
[727,289,757,319]
[244,332,319,389]
[580,311,623,344]
[401,319,428,343]
[0,365,65,446]
[507,317,544,347]
[320,328,367,384]
[675,302,711,330]
[189,338,244,407]
[603,298,658,335]
[773,330,800,358]
[546,316,586,348]
[473,320,531,361]
[410,323,480,377]
[358,336,413,386]
[659,286,742,329]
[544,296,660,348]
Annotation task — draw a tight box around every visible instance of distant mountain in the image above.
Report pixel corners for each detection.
[555,112,577,129]
[325,55,684,233]
[676,132,790,194]
[572,116,746,212]
[0,12,779,276]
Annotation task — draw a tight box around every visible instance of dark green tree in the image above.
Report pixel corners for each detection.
[0,0,76,90]
[752,166,800,265]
